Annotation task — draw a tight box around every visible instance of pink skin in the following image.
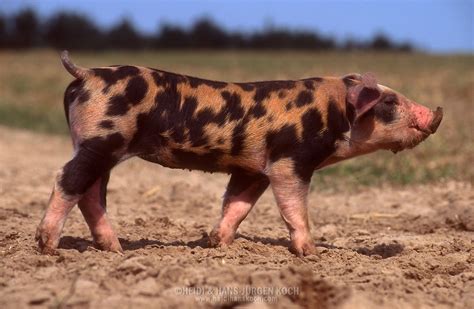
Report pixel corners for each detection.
[35,173,79,254]
[210,174,269,246]
[36,175,122,254]
[267,160,315,257]
[409,102,434,133]
[78,178,123,252]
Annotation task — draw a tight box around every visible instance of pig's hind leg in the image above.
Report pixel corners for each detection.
[36,134,124,254]
[35,171,80,255]
[77,173,122,252]
[209,170,269,247]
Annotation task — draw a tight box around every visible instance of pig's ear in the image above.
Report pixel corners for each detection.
[342,73,362,82]
[346,72,382,121]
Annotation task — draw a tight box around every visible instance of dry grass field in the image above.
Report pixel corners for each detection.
[0,50,472,308]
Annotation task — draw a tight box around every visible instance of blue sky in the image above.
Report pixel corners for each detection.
[1,0,473,53]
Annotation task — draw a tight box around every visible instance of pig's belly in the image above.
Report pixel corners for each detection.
[138,147,265,174]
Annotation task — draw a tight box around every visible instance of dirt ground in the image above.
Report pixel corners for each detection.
[0,125,472,309]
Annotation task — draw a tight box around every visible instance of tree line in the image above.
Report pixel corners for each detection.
[0,8,414,51]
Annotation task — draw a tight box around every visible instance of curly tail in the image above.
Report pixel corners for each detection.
[60,50,90,79]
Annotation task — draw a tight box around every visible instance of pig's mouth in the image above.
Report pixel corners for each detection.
[390,134,425,154]
[391,107,443,154]
[390,142,408,154]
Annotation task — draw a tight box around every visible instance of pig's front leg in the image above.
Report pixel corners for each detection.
[268,159,315,256]
[209,171,269,247]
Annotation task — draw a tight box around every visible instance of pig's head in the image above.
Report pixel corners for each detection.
[322,73,443,167]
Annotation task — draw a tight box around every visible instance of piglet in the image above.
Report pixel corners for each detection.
[36,51,442,256]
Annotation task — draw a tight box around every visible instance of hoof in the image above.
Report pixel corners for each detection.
[35,226,59,255]
[208,227,234,248]
[94,237,123,253]
[290,241,317,257]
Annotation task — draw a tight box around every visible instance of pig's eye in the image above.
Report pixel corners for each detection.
[374,95,398,123]
[383,95,398,105]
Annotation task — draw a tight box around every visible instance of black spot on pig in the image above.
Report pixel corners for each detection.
[125,76,148,105]
[81,132,125,156]
[300,108,324,144]
[266,107,339,182]
[65,79,89,105]
[295,90,314,107]
[225,170,269,197]
[231,122,246,156]
[346,103,356,125]
[253,80,296,103]
[128,113,150,152]
[154,84,180,123]
[188,108,213,147]
[188,76,227,89]
[236,83,255,92]
[64,79,83,101]
[266,125,298,162]
[99,120,114,129]
[105,76,148,116]
[151,71,169,87]
[304,80,315,90]
[151,70,187,88]
[76,88,90,104]
[303,77,322,90]
[221,91,245,121]
[168,95,197,144]
[128,112,168,154]
[170,127,186,144]
[278,91,287,99]
[60,133,125,196]
[93,68,115,85]
[248,81,296,118]
[63,80,83,125]
[247,81,297,119]
[94,66,140,93]
[248,103,267,119]
[107,95,129,116]
[292,107,334,181]
[115,66,140,78]
[172,149,224,172]
[327,98,350,135]
[182,96,199,117]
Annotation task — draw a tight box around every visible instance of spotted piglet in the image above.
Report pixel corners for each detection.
[36,51,443,256]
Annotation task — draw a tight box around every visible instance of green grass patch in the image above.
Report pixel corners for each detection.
[312,157,458,190]
[0,101,68,135]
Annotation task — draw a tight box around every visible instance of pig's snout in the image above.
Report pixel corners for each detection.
[429,107,443,134]
[411,104,443,135]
